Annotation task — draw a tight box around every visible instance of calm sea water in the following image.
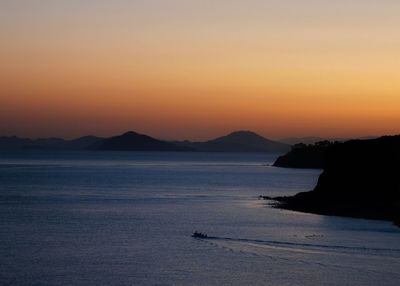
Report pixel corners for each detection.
[0,151,399,286]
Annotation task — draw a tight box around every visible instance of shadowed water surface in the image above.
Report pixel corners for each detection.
[0,151,399,285]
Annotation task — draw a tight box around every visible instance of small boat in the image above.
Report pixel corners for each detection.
[192,231,208,239]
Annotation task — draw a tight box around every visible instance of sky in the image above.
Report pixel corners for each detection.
[1,0,400,140]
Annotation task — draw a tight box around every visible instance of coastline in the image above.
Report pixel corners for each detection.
[260,195,400,227]
[262,135,400,227]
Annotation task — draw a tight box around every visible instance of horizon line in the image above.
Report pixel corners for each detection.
[1,129,394,143]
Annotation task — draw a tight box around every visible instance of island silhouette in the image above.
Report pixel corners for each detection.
[0,130,289,153]
[264,135,400,226]
[174,131,289,153]
[2,131,399,225]
[97,131,191,151]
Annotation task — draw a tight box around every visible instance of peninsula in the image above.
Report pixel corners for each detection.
[265,135,400,226]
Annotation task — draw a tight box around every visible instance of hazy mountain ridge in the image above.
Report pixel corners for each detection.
[174,131,290,153]
[0,130,288,153]
[97,131,192,151]
[0,135,104,150]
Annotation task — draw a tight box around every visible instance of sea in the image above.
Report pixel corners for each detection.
[0,150,399,286]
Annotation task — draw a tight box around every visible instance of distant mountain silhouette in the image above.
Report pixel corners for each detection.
[97,131,191,151]
[0,135,103,150]
[0,136,32,149]
[176,131,289,153]
[273,141,338,169]
[69,136,105,149]
[0,130,291,153]
[264,135,400,226]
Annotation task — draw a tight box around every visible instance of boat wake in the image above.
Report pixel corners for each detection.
[200,235,400,255]
[194,235,400,279]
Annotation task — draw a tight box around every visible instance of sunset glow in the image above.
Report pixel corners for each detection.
[1,1,400,140]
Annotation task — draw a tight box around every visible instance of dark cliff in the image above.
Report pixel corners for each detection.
[268,135,400,225]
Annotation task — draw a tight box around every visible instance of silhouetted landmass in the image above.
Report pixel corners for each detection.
[264,135,400,226]
[97,131,192,151]
[0,136,32,149]
[0,135,104,150]
[175,131,290,153]
[69,136,105,149]
[273,141,338,169]
[278,136,378,145]
[0,131,286,152]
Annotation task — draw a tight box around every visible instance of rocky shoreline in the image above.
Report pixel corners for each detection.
[264,135,400,227]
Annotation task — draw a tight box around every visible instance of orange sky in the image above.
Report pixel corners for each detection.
[1,1,400,140]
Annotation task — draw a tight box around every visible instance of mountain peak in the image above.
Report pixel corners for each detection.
[225,130,264,138]
[122,131,140,136]
[184,130,290,153]
[98,131,189,151]
[215,130,271,143]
